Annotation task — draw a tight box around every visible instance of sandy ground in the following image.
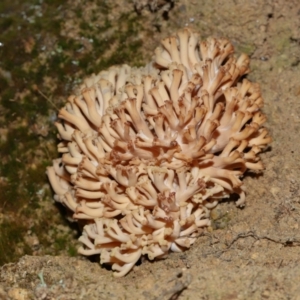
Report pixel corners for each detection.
[1,0,300,299]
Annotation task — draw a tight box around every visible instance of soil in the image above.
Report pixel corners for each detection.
[0,0,300,299]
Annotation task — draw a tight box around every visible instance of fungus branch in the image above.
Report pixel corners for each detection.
[47,28,271,277]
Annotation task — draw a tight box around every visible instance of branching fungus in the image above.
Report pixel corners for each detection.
[47,28,271,277]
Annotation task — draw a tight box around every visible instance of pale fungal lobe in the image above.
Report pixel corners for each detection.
[47,28,271,277]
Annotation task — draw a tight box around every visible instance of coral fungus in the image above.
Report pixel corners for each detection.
[47,28,271,277]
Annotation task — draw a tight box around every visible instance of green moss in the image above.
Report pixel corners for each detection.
[54,235,69,251]
[236,43,256,56]
[0,0,148,266]
[0,220,32,265]
[0,16,14,31]
[91,13,146,70]
[68,245,78,257]
[0,125,49,212]
[275,39,291,56]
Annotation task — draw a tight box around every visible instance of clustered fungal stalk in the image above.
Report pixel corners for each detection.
[47,28,271,277]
